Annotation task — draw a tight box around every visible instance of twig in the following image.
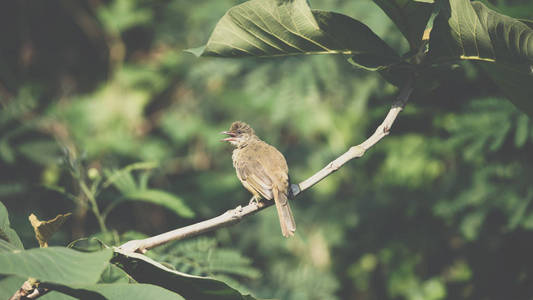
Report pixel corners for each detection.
[9,279,48,300]
[120,76,415,254]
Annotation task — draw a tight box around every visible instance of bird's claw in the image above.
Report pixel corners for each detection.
[249,196,260,206]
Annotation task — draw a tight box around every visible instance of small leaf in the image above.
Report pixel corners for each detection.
[103,162,158,189]
[488,121,511,151]
[29,213,72,248]
[0,247,113,285]
[113,247,257,300]
[0,202,23,250]
[0,139,15,163]
[514,114,530,147]
[17,140,62,165]
[460,211,486,241]
[121,189,195,218]
[185,46,206,57]
[106,169,138,194]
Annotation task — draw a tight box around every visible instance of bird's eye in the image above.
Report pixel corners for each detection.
[237,130,242,134]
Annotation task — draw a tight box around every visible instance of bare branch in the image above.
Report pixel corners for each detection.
[120,76,415,254]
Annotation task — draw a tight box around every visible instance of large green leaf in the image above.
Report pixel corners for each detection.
[113,247,256,300]
[0,276,183,300]
[429,0,533,65]
[0,239,20,252]
[0,247,113,285]
[522,19,533,30]
[44,283,184,300]
[480,62,533,116]
[0,276,76,300]
[190,0,400,70]
[0,276,25,299]
[372,0,435,49]
[428,0,533,115]
[41,291,77,300]
[0,202,23,250]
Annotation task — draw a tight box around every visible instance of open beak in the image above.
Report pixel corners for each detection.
[220,131,237,142]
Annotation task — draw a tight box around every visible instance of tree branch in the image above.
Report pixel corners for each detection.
[120,76,414,254]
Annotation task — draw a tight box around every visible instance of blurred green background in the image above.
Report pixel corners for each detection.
[1,0,533,299]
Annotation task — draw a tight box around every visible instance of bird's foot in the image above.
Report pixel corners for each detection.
[249,196,261,206]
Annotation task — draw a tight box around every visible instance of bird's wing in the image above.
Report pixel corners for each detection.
[259,143,289,193]
[235,155,274,200]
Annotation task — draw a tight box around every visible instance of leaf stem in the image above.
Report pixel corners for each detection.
[79,181,108,233]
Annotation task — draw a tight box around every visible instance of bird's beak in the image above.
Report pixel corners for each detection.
[220,131,237,142]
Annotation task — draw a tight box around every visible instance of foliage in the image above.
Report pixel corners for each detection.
[0,0,532,299]
[195,0,533,114]
[114,247,257,300]
[0,202,255,299]
[153,237,260,289]
[190,0,400,71]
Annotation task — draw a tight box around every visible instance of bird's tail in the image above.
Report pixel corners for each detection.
[273,187,296,237]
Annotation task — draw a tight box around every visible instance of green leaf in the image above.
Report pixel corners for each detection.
[192,0,400,70]
[184,46,205,57]
[0,139,15,163]
[41,291,77,300]
[514,114,530,147]
[460,211,486,241]
[97,0,153,32]
[103,162,158,190]
[155,237,260,289]
[104,168,138,194]
[429,0,533,65]
[0,247,113,285]
[0,202,23,250]
[17,140,62,165]
[372,0,434,49]
[0,239,20,252]
[521,19,533,30]
[113,247,256,300]
[43,283,184,300]
[0,276,25,299]
[0,277,77,300]
[100,264,131,284]
[428,0,533,115]
[122,189,195,218]
[479,62,533,117]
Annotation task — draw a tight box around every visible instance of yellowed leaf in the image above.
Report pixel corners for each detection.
[29,213,72,247]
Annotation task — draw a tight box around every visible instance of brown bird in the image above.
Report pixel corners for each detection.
[221,121,296,237]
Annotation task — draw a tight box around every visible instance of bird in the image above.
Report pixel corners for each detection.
[221,121,296,237]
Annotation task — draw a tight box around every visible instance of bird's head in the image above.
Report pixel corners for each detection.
[221,121,256,147]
